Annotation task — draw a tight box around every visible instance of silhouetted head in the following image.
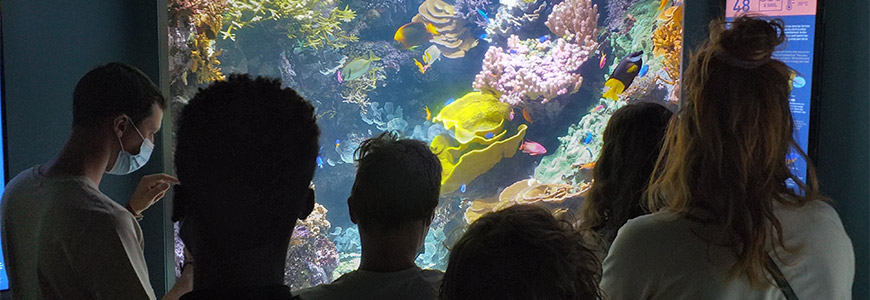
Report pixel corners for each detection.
[647,16,824,286]
[441,204,603,300]
[580,102,673,251]
[174,74,320,264]
[348,132,442,233]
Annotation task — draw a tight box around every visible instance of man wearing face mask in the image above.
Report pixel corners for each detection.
[0,63,187,300]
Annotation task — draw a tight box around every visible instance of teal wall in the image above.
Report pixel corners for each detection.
[815,0,870,298]
[684,0,870,298]
[1,0,171,297]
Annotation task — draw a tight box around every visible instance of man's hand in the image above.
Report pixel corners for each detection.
[127,174,179,217]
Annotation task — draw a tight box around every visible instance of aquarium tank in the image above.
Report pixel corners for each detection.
[169,0,683,289]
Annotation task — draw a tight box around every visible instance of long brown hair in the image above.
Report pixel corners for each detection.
[580,102,673,252]
[646,16,825,287]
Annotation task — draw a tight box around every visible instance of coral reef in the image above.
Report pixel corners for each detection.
[169,0,228,84]
[415,226,449,269]
[340,65,386,111]
[412,0,479,59]
[473,35,593,105]
[410,123,449,143]
[474,0,597,105]
[329,226,361,253]
[285,203,339,290]
[464,179,587,224]
[604,0,640,33]
[360,101,409,133]
[222,0,358,50]
[652,3,682,86]
[453,0,492,29]
[534,99,621,186]
[484,0,550,42]
[431,92,511,144]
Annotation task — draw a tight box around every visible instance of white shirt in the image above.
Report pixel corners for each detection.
[0,166,155,300]
[601,200,854,300]
[296,266,443,300]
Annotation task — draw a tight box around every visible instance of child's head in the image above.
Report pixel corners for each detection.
[349,132,442,232]
[581,102,673,246]
[441,204,603,300]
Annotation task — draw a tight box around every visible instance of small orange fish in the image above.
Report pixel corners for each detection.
[579,162,596,170]
[424,106,432,121]
[522,108,534,124]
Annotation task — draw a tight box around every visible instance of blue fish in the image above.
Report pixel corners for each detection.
[583,132,594,144]
[477,9,490,23]
[460,184,467,193]
[335,139,341,147]
[485,132,494,139]
[445,98,456,106]
[316,156,324,168]
[479,33,488,39]
[585,147,594,158]
[639,64,650,77]
[538,35,550,43]
[509,49,517,54]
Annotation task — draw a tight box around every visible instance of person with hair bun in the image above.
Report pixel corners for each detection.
[600,16,854,299]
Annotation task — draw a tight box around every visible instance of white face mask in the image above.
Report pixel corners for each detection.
[107,118,154,175]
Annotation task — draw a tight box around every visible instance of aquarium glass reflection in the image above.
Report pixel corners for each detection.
[169,0,683,289]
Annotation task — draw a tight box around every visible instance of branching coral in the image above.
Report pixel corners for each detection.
[464,179,587,224]
[474,0,597,105]
[652,3,683,85]
[340,66,385,111]
[412,0,479,59]
[169,0,228,84]
[472,35,592,105]
[545,0,598,49]
[222,0,358,50]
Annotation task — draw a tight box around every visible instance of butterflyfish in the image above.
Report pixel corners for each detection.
[394,22,439,50]
[520,140,547,156]
[602,51,643,101]
[341,51,381,81]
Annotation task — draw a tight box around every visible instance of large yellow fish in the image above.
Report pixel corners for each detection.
[394,22,439,50]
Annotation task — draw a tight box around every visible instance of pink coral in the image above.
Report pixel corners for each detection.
[473,36,588,105]
[473,0,598,106]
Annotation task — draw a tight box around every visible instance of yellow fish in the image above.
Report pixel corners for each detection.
[425,106,432,121]
[414,58,428,74]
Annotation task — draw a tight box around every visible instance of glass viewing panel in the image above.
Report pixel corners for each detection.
[169,0,683,289]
